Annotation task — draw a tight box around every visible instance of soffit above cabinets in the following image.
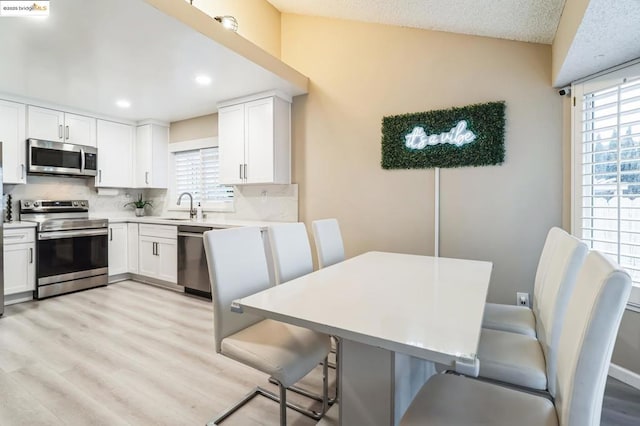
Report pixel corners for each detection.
[0,0,308,123]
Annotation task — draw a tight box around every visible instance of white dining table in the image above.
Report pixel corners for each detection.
[236,251,493,426]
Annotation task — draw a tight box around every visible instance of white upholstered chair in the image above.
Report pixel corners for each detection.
[203,226,331,425]
[268,222,339,382]
[312,218,345,269]
[268,222,314,285]
[482,227,565,336]
[401,250,632,426]
[477,229,588,394]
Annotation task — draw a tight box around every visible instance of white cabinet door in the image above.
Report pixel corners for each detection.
[218,95,290,185]
[218,103,245,185]
[96,120,134,188]
[27,106,64,141]
[4,243,35,295]
[135,123,168,188]
[138,236,157,278]
[245,98,274,184]
[156,238,177,283]
[137,236,177,283]
[127,223,139,274]
[65,113,96,147]
[0,99,27,184]
[108,223,128,276]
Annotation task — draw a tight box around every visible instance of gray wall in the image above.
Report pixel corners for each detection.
[440,97,563,305]
[613,310,640,374]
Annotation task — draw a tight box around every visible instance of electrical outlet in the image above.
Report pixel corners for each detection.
[516,292,530,308]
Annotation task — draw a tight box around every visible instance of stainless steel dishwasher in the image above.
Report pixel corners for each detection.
[177,225,218,299]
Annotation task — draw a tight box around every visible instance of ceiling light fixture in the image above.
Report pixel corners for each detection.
[214,15,238,32]
[116,99,131,108]
[195,75,212,85]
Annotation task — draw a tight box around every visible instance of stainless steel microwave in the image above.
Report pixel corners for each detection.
[27,139,98,177]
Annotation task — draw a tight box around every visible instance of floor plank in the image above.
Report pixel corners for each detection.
[0,281,326,426]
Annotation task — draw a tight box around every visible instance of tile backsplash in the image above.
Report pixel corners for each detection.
[3,176,298,222]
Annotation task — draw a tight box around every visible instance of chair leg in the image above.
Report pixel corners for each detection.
[208,375,330,425]
[321,355,329,415]
[279,382,287,426]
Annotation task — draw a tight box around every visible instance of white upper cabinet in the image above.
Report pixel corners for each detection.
[64,112,97,146]
[27,106,97,147]
[135,123,169,188]
[96,119,134,188]
[218,93,291,185]
[0,99,27,184]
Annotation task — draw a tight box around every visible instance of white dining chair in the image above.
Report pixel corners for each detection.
[312,218,345,269]
[203,226,331,425]
[482,227,565,336]
[268,222,314,285]
[477,229,588,394]
[400,250,632,426]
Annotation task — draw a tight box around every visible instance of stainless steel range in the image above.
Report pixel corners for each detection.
[20,200,108,299]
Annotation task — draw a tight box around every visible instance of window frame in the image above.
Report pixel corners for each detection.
[167,137,234,213]
[571,62,640,312]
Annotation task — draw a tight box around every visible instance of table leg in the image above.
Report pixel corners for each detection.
[338,339,436,426]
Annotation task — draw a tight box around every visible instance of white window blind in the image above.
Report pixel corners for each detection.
[174,147,233,205]
[574,67,640,285]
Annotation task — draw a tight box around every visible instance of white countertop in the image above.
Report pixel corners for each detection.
[105,216,289,229]
[238,251,493,365]
[4,221,38,229]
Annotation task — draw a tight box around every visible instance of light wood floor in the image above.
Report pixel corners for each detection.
[1,281,638,425]
[0,281,330,426]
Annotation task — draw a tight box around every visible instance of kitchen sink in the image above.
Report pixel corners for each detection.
[162,218,192,221]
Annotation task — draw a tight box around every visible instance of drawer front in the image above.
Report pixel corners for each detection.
[4,228,36,244]
[138,224,177,240]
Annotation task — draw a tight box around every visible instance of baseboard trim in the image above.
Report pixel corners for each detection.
[609,363,640,390]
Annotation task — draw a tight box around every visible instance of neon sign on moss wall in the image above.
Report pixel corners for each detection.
[381,101,506,169]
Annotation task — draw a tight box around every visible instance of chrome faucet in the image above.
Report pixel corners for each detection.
[177,192,196,219]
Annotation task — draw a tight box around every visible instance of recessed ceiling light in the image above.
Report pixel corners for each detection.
[195,75,212,85]
[116,99,131,108]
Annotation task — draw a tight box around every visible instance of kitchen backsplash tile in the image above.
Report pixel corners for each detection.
[3,177,298,222]
[146,184,298,222]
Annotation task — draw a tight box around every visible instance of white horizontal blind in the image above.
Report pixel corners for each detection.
[174,147,233,205]
[578,75,640,285]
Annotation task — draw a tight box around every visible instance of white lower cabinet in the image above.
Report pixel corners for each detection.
[138,225,177,283]
[108,223,128,276]
[127,223,139,274]
[3,228,35,295]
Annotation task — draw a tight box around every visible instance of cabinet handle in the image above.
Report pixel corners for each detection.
[153,242,157,256]
[244,163,248,180]
[29,248,33,264]
[109,228,113,241]
[65,125,69,140]
[145,171,149,185]
[98,170,102,183]
[21,164,24,180]
[58,124,63,139]
[239,164,242,180]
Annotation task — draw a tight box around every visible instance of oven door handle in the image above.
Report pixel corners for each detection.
[38,228,109,240]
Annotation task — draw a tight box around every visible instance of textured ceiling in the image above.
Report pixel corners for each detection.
[555,0,640,86]
[266,0,566,44]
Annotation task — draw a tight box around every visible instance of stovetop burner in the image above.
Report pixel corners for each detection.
[19,199,108,232]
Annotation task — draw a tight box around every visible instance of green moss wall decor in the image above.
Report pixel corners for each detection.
[381,101,506,169]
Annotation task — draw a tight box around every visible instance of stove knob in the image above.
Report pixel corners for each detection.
[80,201,86,207]
[73,201,79,207]
[23,201,31,207]
[33,201,40,207]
